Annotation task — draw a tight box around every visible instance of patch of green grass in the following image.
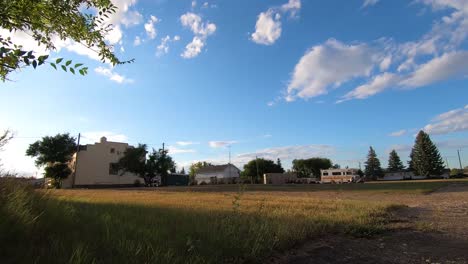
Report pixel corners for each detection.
[0,180,398,264]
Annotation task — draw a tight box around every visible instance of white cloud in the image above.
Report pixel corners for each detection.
[0,137,39,177]
[192,0,197,8]
[156,35,181,56]
[389,129,407,137]
[176,141,199,146]
[235,144,335,164]
[81,131,129,144]
[362,0,380,8]
[208,141,237,148]
[401,51,468,87]
[251,0,301,45]
[283,1,468,103]
[251,10,282,45]
[391,138,468,153]
[167,146,196,154]
[380,55,392,71]
[281,0,302,17]
[181,37,205,59]
[339,72,400,102]
[133,36,142,46]
[144,15,159,40]
[0,0,141,63]
[98,0,142,45]
[286,39,379,101]
[94,66,134,84]
[121,10,143,27]
[180,12,216,58]
[423,105,468,135]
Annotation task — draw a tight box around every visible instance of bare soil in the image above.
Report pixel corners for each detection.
[269,184,468,264]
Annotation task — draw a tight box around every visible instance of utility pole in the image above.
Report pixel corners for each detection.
[72,133,81,188]
[458,149,463,170]
[228,145,231,179]
[255,155,259,184]
[162,142,165,152]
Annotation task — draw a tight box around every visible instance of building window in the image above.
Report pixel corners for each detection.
[109,163,119,175]
[79,145,87,151]
[110,148,115,154]
[332,172,342,176]
[346,171,353,175]
[323,172,329,176]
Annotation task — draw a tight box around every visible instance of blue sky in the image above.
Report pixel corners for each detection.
[1,0,467,175]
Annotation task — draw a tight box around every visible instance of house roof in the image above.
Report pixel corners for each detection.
[197,164,238,174]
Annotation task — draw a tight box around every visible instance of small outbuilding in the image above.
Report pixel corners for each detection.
[263,173,298,184]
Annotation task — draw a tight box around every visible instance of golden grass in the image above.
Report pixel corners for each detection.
[5,180,462,263]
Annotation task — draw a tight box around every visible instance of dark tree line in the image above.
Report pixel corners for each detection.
[292,158,332,178]
[365,130,446,180]
[242,158,284,183]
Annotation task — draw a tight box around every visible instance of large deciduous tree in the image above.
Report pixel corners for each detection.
[364,146,383,180]
[118,144,176,186]
[409,131,445,177]
[292,158,332,178]
[387,149,405,172]
[189,161,212,184]
[26,133,77,188]
[0,0,132,81]
[243,158,284,183]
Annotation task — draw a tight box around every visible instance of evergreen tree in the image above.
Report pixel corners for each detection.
[409,131,445,177]
[276,158,282,169]
[408,148,415,171]
[388,149,405,172]
[180,167,186,174]
[364,146,384,180]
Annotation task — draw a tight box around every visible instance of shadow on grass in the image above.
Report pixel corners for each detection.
[127,181,468,194]
[1,181,397,264]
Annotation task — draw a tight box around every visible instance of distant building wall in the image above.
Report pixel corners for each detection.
[263,173,298,184]
[380,171,415,181]
[167,174,189,186]
[62,137,141,188]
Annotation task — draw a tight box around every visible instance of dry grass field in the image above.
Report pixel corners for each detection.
[1,179,467,263]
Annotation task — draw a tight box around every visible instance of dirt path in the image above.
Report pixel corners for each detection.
[269,184,468,264]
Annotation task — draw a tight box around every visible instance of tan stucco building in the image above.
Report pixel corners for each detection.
[62,137,141,188]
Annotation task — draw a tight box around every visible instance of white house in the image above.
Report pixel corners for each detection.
[61,136,141,188]
[195,164,240,184]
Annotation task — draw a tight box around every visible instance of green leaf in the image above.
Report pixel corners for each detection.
[65,60,72,66]
[32,60,37,69]
[50,63,57,70]
[61,65,67,72]
[79,69,84,76]
[56,58,63,64]
[74,63,83,68]
[70,68,75,74]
